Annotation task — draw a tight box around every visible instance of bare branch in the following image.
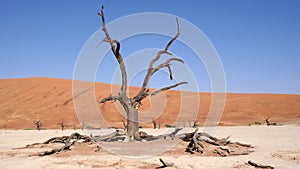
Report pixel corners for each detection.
[164,17,180,51]
[134,18,182,102]
[159,158,175,168]
[98,5,127,94]
[150,81,188,96]
[96,38,109,48]
[99,95,118,103]
[167,65,173,80]
[152,58,184,76]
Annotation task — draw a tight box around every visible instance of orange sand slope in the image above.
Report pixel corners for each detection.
[0,77,299,129]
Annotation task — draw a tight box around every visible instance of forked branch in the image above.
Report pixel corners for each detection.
[134,18,187,102]
[152,58,184,77]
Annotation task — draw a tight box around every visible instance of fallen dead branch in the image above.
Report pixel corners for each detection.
[156,158,174,168]
[19,128,253,158]
[137,128,183,141]
[182,128,253,156]
[19,133,94,156]
[93,131,118,142]
[248,160,274,169]
[38,132,92,156]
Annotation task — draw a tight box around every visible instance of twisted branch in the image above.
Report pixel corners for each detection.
[98,5,127,94]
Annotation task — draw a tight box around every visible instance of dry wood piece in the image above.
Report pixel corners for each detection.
[138,128,183,141]
[248,160,274,169]
[213,147,228,157]
[13,142,41,150]
[39,132,92,156]
[157,158,174,168]
[186,128,203,154]
[183,128,253,156]
[19,133,93,156]
[93,131,118,142]
[19,128,254,158]
[232,141,252,147]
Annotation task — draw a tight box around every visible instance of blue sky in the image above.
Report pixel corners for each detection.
[0,0,299,94]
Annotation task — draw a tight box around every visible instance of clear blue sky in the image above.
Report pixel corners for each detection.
[0,0,299,94]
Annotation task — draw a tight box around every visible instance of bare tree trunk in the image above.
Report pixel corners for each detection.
[120,117,127,131]
[126,106,139,140]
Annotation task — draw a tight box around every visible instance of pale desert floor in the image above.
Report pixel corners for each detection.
[0,125,300,169]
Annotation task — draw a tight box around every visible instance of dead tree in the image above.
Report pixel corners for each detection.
[192,120,199,128]
[192,120,198,128]
[152,119,157,129]
[60,120,66,131]
[188,120,198,128]
[33,120,41,130]
[264,116,277,126]
[188,120,192,127]
[98,5,187,140]
[81,121,85,130]
[72,122,76,130]
[157,120,163,129]
[182,120,186,127]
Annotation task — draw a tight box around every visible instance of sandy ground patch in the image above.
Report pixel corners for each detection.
[0,125,300,169]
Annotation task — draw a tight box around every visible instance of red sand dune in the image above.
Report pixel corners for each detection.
[0,77,299,129]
